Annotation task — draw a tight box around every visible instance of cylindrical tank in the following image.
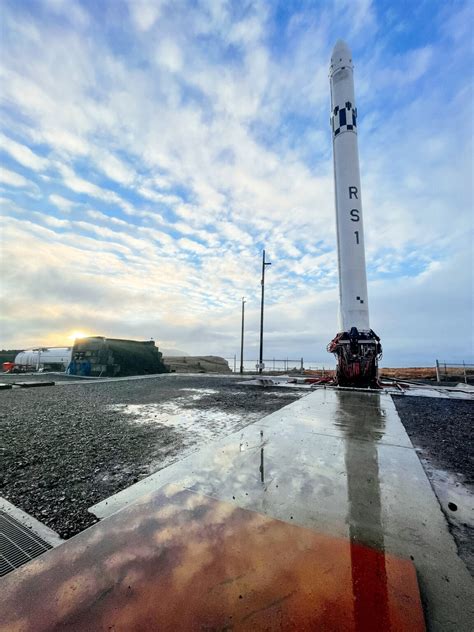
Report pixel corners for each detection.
[15,347,72,370]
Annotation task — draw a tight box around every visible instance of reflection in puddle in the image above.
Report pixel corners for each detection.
[1,484,425,632]
[179,388,219,394]
[420,458,474,574]
[262,391,299,398]
[337,391,390,629]
[109,400,264,475]
[259,430,265,484]
[178,388,219,401]
[423,463,473,528]
[111,401,260,439]
[110,398,263,452]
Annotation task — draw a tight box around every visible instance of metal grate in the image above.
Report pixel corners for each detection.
[0,510,52,577]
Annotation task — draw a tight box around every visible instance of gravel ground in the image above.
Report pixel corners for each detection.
[0,375,306,538]
[0,372,83,383]
[392,396,473,484]
[393,395,473,574]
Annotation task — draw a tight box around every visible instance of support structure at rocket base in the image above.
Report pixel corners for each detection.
[327,40,382,388]
[328,328,382,387]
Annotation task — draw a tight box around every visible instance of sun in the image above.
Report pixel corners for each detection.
[68,331,90,341]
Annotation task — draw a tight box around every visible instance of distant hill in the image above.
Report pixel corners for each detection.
[163,356,230,373]
[160,348,190,357]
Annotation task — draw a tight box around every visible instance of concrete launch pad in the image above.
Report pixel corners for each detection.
[1,485,424,632]
[1,390,472,630]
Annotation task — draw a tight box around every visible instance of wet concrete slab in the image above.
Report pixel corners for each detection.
[90,388,474,631]
[0,485,425,631]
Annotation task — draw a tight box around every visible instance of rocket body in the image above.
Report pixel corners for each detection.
[327,41,381,388]
[330,40,370,333]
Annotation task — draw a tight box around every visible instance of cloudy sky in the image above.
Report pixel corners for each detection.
[0,0,472,366]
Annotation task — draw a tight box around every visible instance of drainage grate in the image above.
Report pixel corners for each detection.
[0,510,52,577]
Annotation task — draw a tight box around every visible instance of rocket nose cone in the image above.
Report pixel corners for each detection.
[332,39,351,57]
[330,39,353,73]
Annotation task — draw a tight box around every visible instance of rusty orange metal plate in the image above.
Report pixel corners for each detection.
[0,485,424,631]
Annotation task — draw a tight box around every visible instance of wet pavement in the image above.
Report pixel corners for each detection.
[0,484,425,632]
[91,389,473,631]
[0,375,305,537]
[2,388,473,630]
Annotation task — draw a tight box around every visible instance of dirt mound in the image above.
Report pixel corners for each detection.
[163,356,231,373]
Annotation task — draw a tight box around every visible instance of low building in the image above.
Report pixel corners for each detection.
[69,337,167,377]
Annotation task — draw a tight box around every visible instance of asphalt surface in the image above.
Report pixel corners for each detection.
[0,375,305,538]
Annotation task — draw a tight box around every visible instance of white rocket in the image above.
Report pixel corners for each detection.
[328,40,381,387]
[330,40,370,333]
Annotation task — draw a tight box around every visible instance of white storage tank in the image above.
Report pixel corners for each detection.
[14,347,72,370]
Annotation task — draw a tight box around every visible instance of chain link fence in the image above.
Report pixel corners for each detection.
[435,361,474,384]
[226,357,335,374]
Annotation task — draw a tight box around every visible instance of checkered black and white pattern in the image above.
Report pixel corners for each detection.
[331,101,357,137]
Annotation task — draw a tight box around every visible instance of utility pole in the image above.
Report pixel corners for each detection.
[240,297,246,374]
[259,249,271,374]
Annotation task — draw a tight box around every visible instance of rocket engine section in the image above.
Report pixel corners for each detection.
[327,41,382,387]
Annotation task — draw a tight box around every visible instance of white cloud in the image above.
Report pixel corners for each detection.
[137,186,181,206]
[178,237,207,254]
[128,0,165,32]
[32,211,70,228]
[0,167,39,197]
[216,221,253,246]
[86,209,130,227]
[155,39,183,73]
[49,194,76,213]
[0,133,49,171]
[42,129,90,156]
[0,0,471,363]
[42,0,90,27]
[56,164,134,213]
[0,197,27,215]
[93,151,136,186]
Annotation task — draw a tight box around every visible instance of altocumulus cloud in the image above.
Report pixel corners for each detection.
[0,0,472,365]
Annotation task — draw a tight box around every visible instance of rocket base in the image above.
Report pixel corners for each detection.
[328,328,382,388]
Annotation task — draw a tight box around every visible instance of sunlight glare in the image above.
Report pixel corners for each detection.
[68,331,90,341]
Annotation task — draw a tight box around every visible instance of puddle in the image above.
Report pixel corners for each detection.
[421,459,474,528]
[402,388,474,400]
[109,399,264,475]
[263,391,298,398]
[178,388,219,401]
[420,457,474,574]
[107,388,299,481]
[110,396,264,446]
[178,388,219,394]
